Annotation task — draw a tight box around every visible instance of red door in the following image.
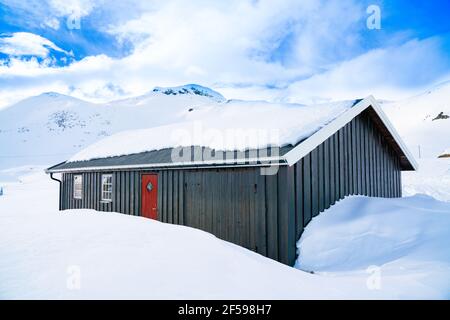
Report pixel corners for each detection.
[141,174,158,219]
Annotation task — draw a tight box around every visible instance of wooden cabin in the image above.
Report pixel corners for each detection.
[46,96,417,266]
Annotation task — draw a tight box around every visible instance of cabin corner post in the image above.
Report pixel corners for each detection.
[277,166,297,266]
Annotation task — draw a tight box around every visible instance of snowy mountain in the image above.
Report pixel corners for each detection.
[0,85,225,176]
[151,84,226,103]
[379,81,450,201]
[381,81,450,159]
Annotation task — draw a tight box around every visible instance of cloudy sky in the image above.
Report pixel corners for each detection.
[0,0,449,107]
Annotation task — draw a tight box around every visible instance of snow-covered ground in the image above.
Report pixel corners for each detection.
[297,194,450,299]
[381,81,450,202]
[1,168,449,299]
[403,158,450,202]
[382,80,450,159]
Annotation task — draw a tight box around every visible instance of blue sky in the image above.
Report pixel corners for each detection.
[0,0,449,106]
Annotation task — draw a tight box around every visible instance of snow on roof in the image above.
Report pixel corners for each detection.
[68,100,355,163]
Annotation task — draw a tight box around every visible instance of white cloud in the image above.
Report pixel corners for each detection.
[0,0,449,108]
[40,18,61,30]
[0,32,70,58]
[48,0,100,18]
[107,0,363,84]
[282,37,450,103]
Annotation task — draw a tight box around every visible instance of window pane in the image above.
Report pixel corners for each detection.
[101,174,113,201]
[73,175,82,199]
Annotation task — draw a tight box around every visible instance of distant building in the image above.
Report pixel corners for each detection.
[47,96,417,266]
[438,150,450,158]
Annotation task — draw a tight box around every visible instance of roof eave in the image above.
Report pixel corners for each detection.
[284,96,418,171]
[45,157,288,173]
[366,96,418,171]
[45,161,68,174]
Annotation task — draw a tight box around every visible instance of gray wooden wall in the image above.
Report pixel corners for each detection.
[59,110,402,266]
[61,171,141,215]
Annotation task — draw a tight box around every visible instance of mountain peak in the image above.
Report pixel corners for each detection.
[35,92,89,103]
[151,84,226,102]
[40,92,66,98]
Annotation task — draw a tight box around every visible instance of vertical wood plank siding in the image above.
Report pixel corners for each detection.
[59,110,403,266]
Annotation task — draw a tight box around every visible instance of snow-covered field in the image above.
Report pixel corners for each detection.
[1,168,449,299]
[403,158,450,202]
[382,80,450,160]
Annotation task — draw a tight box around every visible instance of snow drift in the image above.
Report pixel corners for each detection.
[297,195,450,273]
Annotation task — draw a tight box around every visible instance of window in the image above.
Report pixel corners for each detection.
[73,175,83,199]
[101,174,113,202]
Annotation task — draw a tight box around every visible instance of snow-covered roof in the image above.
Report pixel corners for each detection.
[68,99,354,162]
[47,96,418,173]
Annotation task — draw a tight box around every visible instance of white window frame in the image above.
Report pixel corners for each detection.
[73,175,83,199]
[101,174,113,202]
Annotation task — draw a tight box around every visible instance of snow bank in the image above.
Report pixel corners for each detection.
[403,158,450,202]
[296,195,450,298]
[69,100,354,162]
[0,170,335,299]
[1,170,450,299]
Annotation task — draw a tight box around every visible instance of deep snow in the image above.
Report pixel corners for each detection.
[402,158,450,202]
[0,168,449,299]
[297,195,450,299]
